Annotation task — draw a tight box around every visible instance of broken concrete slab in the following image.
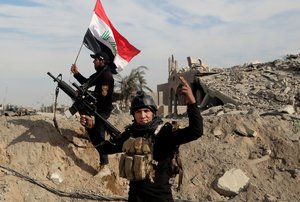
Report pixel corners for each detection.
[214,168,250,197]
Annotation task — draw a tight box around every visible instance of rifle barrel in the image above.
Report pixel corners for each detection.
[47,72,121,139]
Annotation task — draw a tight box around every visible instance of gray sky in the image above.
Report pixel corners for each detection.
[1,0,300,108]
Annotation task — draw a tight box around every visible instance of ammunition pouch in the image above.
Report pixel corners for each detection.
[119,137,157,182]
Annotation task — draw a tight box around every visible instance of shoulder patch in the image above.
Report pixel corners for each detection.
[102,85,109,96]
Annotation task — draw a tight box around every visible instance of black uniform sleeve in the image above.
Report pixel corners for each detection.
[98,130,131,154]
[169,103,203,145]
[98,140,122,154]
[74,73,88,84]
[94,70,114,115]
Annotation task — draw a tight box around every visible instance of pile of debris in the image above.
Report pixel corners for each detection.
[199,54,300,116]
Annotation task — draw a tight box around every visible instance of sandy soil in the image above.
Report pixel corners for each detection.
[0,110,299,202]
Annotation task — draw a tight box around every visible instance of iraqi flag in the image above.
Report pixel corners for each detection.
[83,0,140,72]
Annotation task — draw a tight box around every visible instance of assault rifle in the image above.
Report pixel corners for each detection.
[47,72,121,138]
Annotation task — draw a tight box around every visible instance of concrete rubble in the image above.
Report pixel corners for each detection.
[214,168,250,197]
[198,54,300,116]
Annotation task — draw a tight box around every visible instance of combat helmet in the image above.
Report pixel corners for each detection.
[130,91,157,115]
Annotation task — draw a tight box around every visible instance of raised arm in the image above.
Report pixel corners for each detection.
[71,64,79,75]
[163,76,203,146]
[178,76,196,104]
[70,64,88,84]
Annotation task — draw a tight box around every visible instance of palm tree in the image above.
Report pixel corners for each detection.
[115,66,152,110]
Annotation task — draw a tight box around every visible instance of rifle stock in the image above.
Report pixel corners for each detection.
[47,72,121,138]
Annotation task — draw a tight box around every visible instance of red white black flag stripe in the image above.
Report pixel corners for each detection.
[83,0,140,72]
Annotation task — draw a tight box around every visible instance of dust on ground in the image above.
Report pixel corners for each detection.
[1,54,300,201]
[0,110,299,202]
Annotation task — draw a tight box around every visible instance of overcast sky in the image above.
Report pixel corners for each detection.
[1,0,300,108]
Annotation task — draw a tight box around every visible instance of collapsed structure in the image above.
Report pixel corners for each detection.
[157,54,300,117]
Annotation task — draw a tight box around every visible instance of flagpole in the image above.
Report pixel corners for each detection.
[74,42,84,64]
[69,42,84,83]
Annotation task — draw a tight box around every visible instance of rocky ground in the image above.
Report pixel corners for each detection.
[0,54,300,202]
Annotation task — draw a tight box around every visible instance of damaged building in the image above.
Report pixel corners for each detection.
[157,54,300,117]
[157,55,222,117]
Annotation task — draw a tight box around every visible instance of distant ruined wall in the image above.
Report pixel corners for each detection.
[157,55,209,117]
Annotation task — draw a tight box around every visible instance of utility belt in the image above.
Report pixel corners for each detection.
[119,137,158,182]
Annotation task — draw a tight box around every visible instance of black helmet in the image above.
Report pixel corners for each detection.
[130,91,157,115]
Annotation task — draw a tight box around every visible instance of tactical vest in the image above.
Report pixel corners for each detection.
[119,123,183,188]
[169,145,183,190]
[119,136,158,182]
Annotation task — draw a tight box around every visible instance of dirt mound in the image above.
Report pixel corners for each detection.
[0,113,131,201]
[0,54,300,201]
[0,109,299,201]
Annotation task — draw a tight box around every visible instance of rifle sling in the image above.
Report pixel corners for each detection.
[52,86,89,148]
